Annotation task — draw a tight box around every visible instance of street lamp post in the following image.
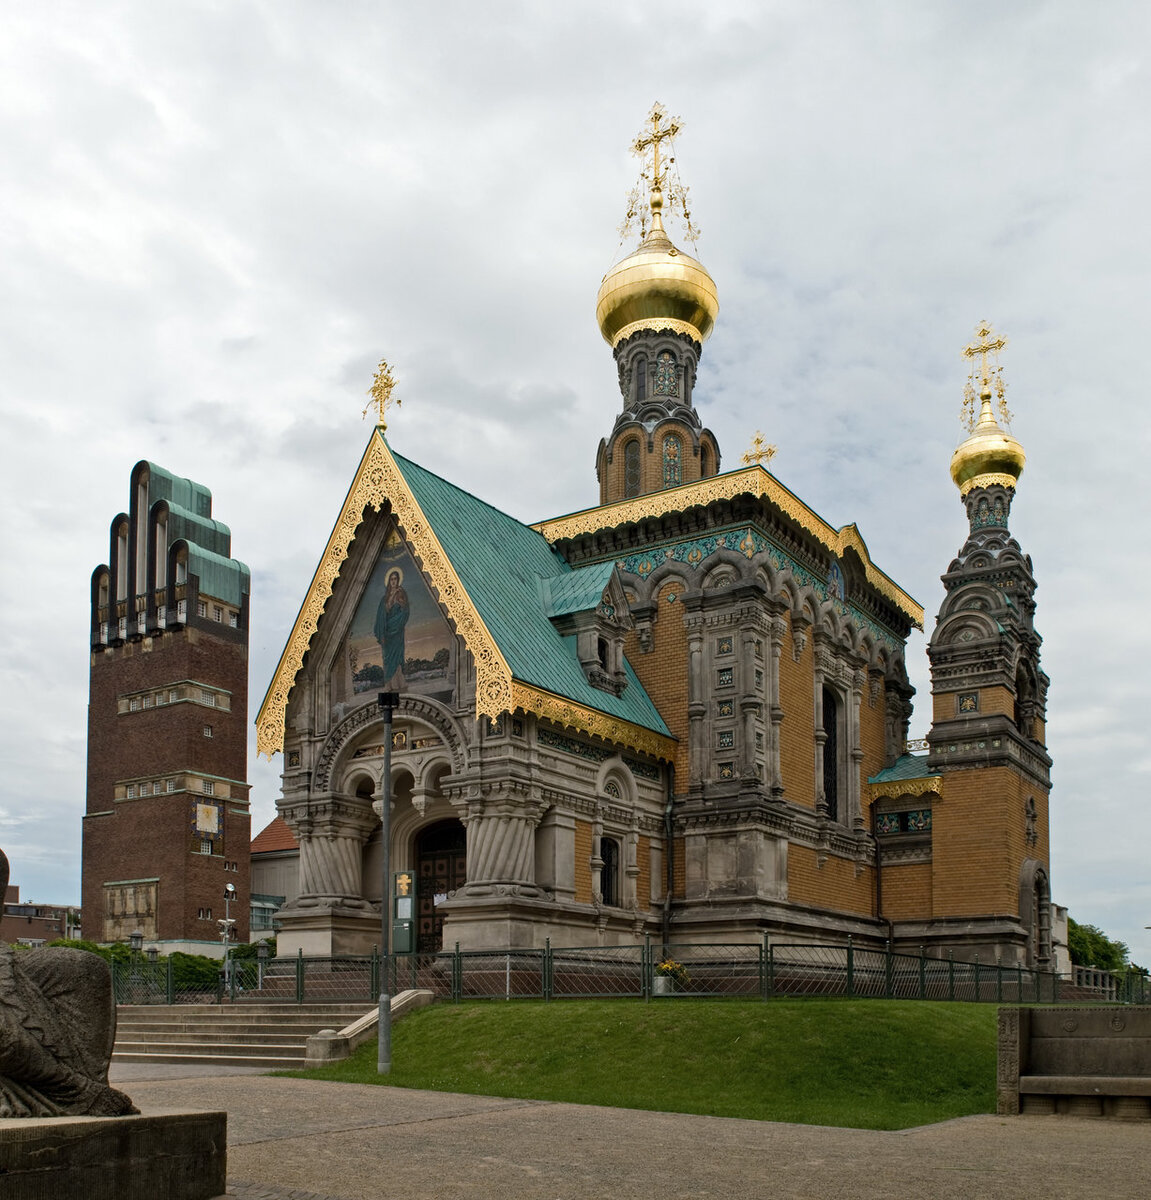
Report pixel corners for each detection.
[220,883,237,999]
[377,690,398,1075]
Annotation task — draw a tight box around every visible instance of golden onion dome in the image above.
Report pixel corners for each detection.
[596,188,718,348]
[949,388,1026,496]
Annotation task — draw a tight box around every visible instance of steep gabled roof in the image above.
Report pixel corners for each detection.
[256,429,672,761]
[250,816,298,854]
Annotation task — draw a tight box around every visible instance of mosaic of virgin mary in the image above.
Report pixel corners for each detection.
[374,566,410,688]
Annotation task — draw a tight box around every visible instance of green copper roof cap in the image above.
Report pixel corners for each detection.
[868,753,937,784]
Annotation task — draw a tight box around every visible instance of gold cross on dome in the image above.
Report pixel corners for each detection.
[962,321,1008,389]
[631,102,682,191]
[742,431,778,467]
[363,357,400,429]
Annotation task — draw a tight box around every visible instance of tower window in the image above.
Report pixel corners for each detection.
[213,605,223,622]
[624,440,641,498]
[635,356,647,402]
[662,435,682,488]
[203,725,213,738]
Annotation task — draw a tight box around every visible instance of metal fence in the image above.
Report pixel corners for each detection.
[109,938,1146,1007]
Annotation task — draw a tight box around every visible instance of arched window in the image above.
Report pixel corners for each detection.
[654,350,677,396]
[600,837,620,907]
[635,356,647,402]
[822,686,840,823]
[624,440,641,498]
[662,435,682,488]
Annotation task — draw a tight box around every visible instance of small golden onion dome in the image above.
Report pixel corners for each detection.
[596,191,718,348]
[949,390,1026,496]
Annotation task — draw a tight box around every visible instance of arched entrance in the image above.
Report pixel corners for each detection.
[415,819,466,952]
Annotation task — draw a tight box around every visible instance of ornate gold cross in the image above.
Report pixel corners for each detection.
[962,321,1007,389]
[631,101,681,190]
[364,357,400,429]
[742,431,778,467]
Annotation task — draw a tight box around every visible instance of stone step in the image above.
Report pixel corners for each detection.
[114,1030,331,1047]
[112,1048,306,1068]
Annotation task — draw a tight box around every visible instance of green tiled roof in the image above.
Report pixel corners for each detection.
[166,502,233,559]
[868,753,936,784]
[541,563,616,618]
[389,440,670,738]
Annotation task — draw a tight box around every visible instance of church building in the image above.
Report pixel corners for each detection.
[256,106,1053,967]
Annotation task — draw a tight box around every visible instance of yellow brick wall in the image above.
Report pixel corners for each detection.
[787,844,873,915]
[932,684,1014,724]
[624,579,690,781]
[880,862,932,921]
[637,834,651,910]
[574,819,593,904]
[932,767,1050,918]
[779,611,815,807]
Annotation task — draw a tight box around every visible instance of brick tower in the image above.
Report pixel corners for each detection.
[925,324,1053,965]
[83,461,251,954]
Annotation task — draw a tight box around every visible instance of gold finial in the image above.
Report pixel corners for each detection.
[618,102,700,248]
[741,431,778,467]
[961,321,1012,432]
[364,357,400,429]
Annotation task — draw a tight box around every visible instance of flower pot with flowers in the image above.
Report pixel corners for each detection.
[653,959,690,995]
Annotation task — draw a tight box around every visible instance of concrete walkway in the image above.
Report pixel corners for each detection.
[110,1065,1150,1200]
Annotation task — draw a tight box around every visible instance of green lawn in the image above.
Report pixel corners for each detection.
[281,998,998,1129]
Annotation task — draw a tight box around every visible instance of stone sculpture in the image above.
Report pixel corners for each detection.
[0,847,137,1117]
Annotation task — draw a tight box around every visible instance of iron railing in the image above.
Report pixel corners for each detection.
[109,938,1138,1007]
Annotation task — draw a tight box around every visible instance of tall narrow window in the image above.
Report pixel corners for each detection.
[635,356,647,402]
[624,440,641,498]
[662,435,682,488]
[600,837,620,907]
[822,686,839,822]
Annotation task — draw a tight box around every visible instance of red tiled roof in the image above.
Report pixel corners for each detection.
[250,816,298,855]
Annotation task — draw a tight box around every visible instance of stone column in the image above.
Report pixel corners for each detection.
[767,615,787,798]
[295,797,375,904]
[460,787,545,892]
[686,620,706,786]
[850,669,866,832]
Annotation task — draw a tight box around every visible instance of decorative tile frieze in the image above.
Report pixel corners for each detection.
[716,636,733,655]
[717,667,734,687]
[716,730,735,750]
[717,699,734,718]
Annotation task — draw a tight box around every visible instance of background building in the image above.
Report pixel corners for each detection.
[83,461,251,955]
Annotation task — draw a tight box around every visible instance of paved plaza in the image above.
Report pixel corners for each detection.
[110,1064,1150,1200]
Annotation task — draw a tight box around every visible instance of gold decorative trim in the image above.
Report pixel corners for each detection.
[957,471,1019,498]
[256,431,513,758]
[510,682,675,762]
[533,466,924,629]
[610,317,702,348]
[869,775,942,802]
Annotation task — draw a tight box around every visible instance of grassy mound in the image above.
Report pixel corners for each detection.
[283,998,998,1129]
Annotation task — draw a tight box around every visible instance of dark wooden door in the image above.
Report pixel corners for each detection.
[415,821,466,952]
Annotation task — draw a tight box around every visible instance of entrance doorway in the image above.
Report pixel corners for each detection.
[415,820,466,952]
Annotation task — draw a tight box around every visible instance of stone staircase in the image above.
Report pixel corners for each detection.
[113,1002,373,1069]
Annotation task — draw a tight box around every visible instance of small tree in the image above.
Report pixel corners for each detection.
[1067,917,1128,973]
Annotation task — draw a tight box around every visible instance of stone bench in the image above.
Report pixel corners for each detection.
[998,1006,1151,1118]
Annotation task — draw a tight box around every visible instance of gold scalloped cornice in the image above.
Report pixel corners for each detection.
[533,466,923,629]
[510,682,674,762]
[608,317,703,349]
[868,774,942,802]
[256,430,514,758]
[957,471,1019,498]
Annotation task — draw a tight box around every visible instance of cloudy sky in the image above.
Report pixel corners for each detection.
[2,1,1148,964]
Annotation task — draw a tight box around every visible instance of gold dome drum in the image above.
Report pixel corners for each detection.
[596,232,719,348]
